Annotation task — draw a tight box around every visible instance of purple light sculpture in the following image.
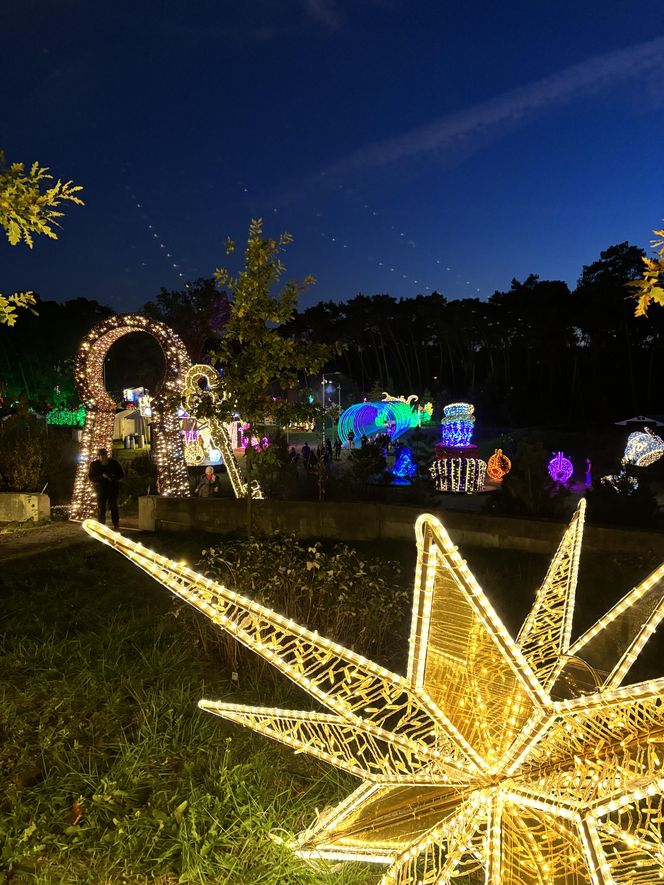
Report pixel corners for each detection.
[548,451,573,485]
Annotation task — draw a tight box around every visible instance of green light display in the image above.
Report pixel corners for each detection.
[46,405,87,427]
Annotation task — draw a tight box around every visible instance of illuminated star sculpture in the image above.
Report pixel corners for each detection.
[83,499,664,883]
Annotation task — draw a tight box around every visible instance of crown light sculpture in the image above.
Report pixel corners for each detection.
[70,314,191,519]
[82,499,664,882]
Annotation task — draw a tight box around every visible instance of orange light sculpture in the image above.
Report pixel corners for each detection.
[70,314,191,520]
[486,447,511,482]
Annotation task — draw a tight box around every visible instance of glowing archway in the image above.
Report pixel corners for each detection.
[70,314,191,519]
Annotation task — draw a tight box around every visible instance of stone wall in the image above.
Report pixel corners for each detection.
[0,493,50,524]
[138,495,664,557]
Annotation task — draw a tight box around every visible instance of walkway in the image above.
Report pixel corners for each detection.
[0,516,139,562]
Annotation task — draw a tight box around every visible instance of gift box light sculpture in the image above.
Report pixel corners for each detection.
[83,496,664,882]
[548,451,573,485]
[623,427,664,468]
[70,314,191,520]
[486,448,511,482]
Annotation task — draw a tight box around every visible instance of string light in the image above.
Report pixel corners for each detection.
[45,404,86,427]
[82,499,664,883]
[235,178,482,296]
[429,456,486,493]
[70,314,191,520]
[182,364,263,500]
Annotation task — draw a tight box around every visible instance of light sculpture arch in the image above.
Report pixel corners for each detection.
[70,314,191,520]
[338,401,414,446]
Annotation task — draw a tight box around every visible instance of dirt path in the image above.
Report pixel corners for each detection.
[0,516,139,562]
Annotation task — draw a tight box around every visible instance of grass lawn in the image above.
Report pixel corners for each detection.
[1,536,374,884]
[2,529,662,883]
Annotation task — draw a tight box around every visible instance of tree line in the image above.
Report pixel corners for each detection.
[1,241,663,429]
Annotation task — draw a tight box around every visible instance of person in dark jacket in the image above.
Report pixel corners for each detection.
[196,465,220,497]
[88,448,124,530]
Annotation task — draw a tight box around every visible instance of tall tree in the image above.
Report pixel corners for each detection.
[143,278,229,361]
[574,242,646,416]
[200,219,339,532]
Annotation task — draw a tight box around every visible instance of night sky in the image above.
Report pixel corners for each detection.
[3,0,664,312]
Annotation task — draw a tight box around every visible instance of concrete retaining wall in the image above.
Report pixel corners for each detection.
[0,493,50,524]
[138,495,664,557]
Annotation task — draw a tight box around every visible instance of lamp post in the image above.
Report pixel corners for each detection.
[321,372,341,443]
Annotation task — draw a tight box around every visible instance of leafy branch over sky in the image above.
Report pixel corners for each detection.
[628,221,664,316]
[0,149,84,326]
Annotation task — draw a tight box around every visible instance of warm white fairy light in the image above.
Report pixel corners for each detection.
[70,314,191,519]
[182,364,263,500]
[83,500,664,883]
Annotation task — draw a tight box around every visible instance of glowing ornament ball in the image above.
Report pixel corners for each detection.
[548,451,573,485]
[83,500,664,883]
[486,447,511,482]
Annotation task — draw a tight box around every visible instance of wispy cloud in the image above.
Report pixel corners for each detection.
[303,0,342,30]
[332,35,664,172]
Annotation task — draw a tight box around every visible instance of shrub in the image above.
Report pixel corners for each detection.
[487,438,569,519]
[0,415,47,491]
[586,473,659,528]
[176,535,410,685]
[348,444,387,492]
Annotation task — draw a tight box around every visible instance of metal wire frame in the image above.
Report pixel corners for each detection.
[83,499,664,884]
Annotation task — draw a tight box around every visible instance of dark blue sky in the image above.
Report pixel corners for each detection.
[3,0,664,311]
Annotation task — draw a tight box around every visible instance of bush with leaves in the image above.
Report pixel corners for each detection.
[176,535,410,684]
[348,443,388,493]
[586,473,658,528]
[487,437,569,519]
[247,431,298,499]
[0,415,48,491]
